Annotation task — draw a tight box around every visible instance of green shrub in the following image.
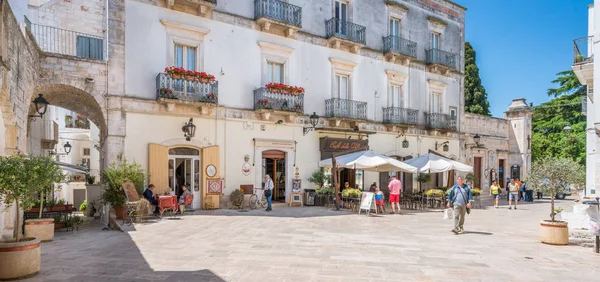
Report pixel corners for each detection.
[101,158,146,207]
[79,200,87,211]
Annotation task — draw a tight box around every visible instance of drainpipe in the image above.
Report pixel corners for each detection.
[102,0,109,171]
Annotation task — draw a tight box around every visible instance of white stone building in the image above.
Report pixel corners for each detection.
[573,1,599,196]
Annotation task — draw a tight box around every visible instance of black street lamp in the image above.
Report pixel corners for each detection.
[435,141,450,152]
[397,132,409,148]
[473,134,481,146]
[50,142,72,156]
[29,94,49,121]
[182,118,196,141]
[303,112,319,136]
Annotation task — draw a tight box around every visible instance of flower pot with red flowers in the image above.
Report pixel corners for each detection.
[185,70,196,81]
[256,99,270,109]
[197,71,216,83]
[158,88,174,99]
[165,66,185,80]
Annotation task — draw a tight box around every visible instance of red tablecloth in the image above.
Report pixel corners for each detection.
[158,195,178,214]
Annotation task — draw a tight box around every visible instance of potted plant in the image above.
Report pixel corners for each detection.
[101,158,146,220]
[184,69,196,81]
[529,157,584,245]
[197,71,216,83]
[158,88,174,99]
[575,54,585,63]
[417,173,432,192]
[230,189,244,208]
[165,66,185,79]
[53,216,64,230]
[87,175,96,185]
[256,99,270,109]
[0,155,55,279]
[79,200,87,213]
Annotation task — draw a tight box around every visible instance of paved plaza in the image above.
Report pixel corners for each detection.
[24,198,599,282]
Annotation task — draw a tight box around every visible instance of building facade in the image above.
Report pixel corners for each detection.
[573,1,599,196]
[1,0,531,235]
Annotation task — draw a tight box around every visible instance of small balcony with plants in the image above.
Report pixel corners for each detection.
[383,36,417,65]
[382,107,419,127]
[424,112,457,131]
[254,83,304,121]
[65,114,90,130]
[325,18,366,54]
[157,67,219,114]
[254,0,302,38]
[572,36,594,85]
[325,98,368,121]
[425,48,457,75]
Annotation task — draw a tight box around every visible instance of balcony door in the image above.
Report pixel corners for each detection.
[174,44,196,70]
[390,18,400,50]
[334,74,349,100]
[267,61,284,83]
[389,84,403,108]
[431,93,441,114]
[335,1,347,35]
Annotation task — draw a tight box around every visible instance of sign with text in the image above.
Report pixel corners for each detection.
[320,137,369,152]
[358,192,376,215]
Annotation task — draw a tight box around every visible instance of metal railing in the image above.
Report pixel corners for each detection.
[426,48,457,70]
[25,22,104,61]
[574,36,594,65]
[325,98,368,120]
[325,17,366,44]
[424,112,456,131]
[382,107,419,125]
[254,87,304,113]
[383,36,417,58]
[255,0,302,28]
[156,73,219,104]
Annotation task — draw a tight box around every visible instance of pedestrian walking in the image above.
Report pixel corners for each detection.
[388,175,402,214]
[447,176,473,234]
[505,177,511,202]
[508,178,519,210]
[489,180,501,208]
[264,174,274,211]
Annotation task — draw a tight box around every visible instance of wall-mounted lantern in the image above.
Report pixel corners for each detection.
[303,112,319,136]
[29,94,49,121]
[182,118,196,141]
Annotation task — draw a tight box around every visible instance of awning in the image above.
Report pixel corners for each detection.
[319,150,417,173]
[403,153,473,173]
[55,162,88,174]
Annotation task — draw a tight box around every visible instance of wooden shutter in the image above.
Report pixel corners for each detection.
[148,144,169,194]
[202,146,220,209]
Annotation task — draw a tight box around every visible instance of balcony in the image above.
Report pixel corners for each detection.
[254,87,304,121]
[40,120,59,150]
[165,0,217,17]
[383,36,417,65]
[156,73,218,114]
[25,20,104,61]
[424,112,456,131]
[325,98,368,122]
[382,107,419,126]
[325,18,366,54]
[572,36,594,86]
[425,48,457,75]
[255,0,302,38]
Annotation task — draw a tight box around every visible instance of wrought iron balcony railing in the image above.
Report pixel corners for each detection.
[156,73,218,104]
[426,48,457,70]
[325,17,366,45]
[325,98,368,120]
[382,107,419,125]
[383,36,417,58]
[424,112,456,131]
[25,19,104,61]
[573,36,594,65]
[255,0,302,28]
[254,87,304,113]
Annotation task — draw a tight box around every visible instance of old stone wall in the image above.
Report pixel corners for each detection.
[28,0,106,37]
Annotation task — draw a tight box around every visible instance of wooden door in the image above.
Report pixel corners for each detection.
[202,146,220,209]
[149,144,169,194]
[474,157,482,188]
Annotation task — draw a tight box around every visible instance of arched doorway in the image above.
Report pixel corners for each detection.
[168,147,201,208]
[262,150,286,202]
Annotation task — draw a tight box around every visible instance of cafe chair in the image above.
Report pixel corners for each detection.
[179,194,194,214]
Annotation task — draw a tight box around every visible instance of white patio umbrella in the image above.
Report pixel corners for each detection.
[403,153,473,173]
[319,150,417,173]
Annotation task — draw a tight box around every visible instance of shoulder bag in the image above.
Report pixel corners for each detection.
[458,187,471,214]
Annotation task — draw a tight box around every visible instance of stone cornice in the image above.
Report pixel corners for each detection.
[385,1,409,12]
[160,19,210,36]
[257,41,294,56]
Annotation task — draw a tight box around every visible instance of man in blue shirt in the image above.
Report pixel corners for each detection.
[143,184,159,216]
[447,176,473,234]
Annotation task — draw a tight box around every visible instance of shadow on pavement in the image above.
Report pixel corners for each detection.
[463,231,493,235]
[23,220,227,282]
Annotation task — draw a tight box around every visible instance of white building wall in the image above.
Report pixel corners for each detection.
[590,2,599,195]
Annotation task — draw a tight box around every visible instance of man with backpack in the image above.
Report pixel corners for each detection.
[447,176,473,234]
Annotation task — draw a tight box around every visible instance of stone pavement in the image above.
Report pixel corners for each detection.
[23,198,600,282]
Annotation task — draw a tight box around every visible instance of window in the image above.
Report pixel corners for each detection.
[335,1,347,34]
[334,74,349,99]
[449,107,457,119]
[267,61,284,83]
[431,93,441,113]
[81,158,90,168]
[174,44,197,70]
[389,84,403,108]
[76,36,103,60]
[390,18,400,37]
[431,32,440,49]
[83,148,91,156]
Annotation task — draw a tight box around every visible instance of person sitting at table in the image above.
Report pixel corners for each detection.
[178,185,192,214]
[143,184,159,216]
[369,182,377,193]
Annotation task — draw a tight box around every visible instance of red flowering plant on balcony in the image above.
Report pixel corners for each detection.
[205,93,217,101]
[158,87,175,99]
[265,83,304,95]
[256,99,270,108]
[196,71,216,82]
[164,66,186,79]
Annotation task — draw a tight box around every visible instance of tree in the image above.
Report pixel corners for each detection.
[308,167,330,188]
[528,157,584,221]
[27,155,65,219]
[464,42,491,116]
[531,71,586,166]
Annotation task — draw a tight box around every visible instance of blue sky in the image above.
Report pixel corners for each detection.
[454,0,591,117]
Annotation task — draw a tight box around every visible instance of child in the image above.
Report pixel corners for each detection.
[375,188,385,214]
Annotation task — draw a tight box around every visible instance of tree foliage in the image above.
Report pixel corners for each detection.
[101,158,146,207]
[308,167,330,188]
[532,70,586,166]
[464,42,491,116]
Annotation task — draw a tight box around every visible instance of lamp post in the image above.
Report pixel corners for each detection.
[464,134,483,149]
[28,94,50,121]
[182,118,196,141]
[435,141,450,152]
[49,142,72,156]
[303,112,319,136]
[396,132,409,148]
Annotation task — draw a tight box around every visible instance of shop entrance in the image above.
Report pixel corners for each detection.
[168,147,201,208]
[262,150,286,202]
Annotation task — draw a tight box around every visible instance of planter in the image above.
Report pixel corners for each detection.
[0,237,41,280]
[114,205,126,220]
[540,220,569,245]
[185,75,196,81]
[65,204,74,211]
[47,205,66,212]
[170,73,182,80]
[26,207,40,213]
[54,222,64,230]
[24,218,55,242]
[200,78,210,83]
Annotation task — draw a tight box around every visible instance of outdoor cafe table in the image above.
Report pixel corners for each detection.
[158,195,178,216]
